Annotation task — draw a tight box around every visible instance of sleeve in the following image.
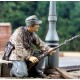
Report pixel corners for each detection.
[33,33,50,51]
[10,27,30,60]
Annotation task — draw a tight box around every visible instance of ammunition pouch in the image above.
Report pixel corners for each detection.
[2,41,15,61]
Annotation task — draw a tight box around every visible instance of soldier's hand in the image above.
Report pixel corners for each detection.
[29,56,39,63]
[48,48,56,56]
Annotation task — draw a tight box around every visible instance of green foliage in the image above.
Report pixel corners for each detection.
[0,1,80,51]
[35,1,49,40]
[56,1,80,51]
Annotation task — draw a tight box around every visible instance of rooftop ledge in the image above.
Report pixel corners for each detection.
[59,51,80,57]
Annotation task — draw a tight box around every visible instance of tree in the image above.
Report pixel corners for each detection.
[0,1,80,51]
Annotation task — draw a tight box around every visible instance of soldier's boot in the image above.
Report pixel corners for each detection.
[36,72,47,78]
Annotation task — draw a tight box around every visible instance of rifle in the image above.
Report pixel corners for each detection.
[28,35,79,70]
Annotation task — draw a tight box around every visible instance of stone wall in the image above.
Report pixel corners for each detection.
[0,23,12,51]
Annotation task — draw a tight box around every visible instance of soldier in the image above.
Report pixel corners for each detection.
[5,15,55,78]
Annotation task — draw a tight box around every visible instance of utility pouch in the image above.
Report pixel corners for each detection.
[2,42,15,61]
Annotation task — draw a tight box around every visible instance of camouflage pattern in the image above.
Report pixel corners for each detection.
[25,15,42,26]
[9,26,50,61]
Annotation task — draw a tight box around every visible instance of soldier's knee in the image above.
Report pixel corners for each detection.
[10,61,28,77]
[10,66,28,77]
[15,70,28,77]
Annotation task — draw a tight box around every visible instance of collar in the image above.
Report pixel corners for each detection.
[24,26,33,35]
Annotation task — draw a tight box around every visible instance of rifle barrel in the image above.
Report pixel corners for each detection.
[38,35,79,60]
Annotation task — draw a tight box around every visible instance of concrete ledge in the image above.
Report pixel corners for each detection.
[59,52,80,57]
[0,60,12,63]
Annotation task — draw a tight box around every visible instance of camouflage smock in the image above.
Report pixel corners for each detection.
[9,26,50,61]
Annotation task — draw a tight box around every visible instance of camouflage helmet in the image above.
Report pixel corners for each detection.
[25,15,42,27]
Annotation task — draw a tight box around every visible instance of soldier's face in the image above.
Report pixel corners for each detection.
[32,24,40,32]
